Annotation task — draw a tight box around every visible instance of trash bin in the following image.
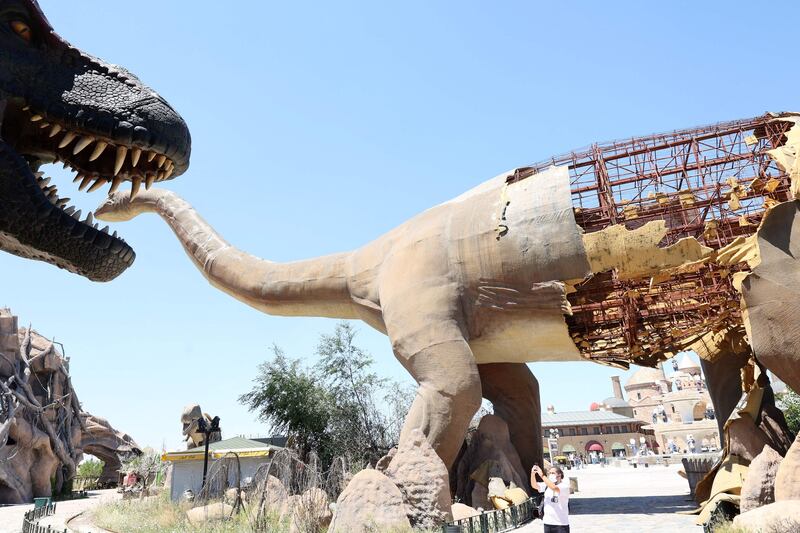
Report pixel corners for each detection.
[33,497,50,509]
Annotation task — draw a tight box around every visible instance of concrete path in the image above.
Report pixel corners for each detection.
[0,489,120,533]
[518,463,703,532]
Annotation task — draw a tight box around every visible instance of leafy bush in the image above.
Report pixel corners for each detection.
[240,322,413,469]
[777,388,800,436]
[78,458,105,478]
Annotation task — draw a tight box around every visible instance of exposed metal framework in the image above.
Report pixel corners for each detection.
[521,113,795,368]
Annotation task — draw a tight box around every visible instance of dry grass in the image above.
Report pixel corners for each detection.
[91,493,271,533]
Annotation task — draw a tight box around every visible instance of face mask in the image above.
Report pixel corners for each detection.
[548,474,558,483]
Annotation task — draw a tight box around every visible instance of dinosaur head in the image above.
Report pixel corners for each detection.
[0,0,191,281]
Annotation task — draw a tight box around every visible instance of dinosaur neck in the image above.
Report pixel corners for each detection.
[144,191,356,319]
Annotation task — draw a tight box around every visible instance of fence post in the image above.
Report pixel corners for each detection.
[479,513,488,533]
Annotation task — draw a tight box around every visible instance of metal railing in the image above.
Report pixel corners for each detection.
[21,502,70,533]
[443,495,541,533]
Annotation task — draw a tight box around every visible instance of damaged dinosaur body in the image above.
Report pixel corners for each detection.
[0,309,140,503]
[98,113,798,483]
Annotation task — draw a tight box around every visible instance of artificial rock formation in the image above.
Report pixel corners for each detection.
[328,469,411,533]
[98,113,800,502]
[739,445,783,513]
[775,432,800,501]
[181,404,221,449]
[385,428,452,528]
[454,415,528,508]
[733,500,800,531]
[0,309,139,503]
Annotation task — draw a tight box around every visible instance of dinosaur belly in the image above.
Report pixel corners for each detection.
[469,311,583,363]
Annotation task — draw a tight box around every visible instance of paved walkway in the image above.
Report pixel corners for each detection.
[518,463,703,532]
[0,489,120,533]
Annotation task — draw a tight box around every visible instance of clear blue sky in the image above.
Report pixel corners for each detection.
[3,1,797,451]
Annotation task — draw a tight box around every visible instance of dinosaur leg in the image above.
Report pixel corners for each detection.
[741,200,800,393]
[700,347,751,438]
[381,283,482,469]
[478,363,542,488]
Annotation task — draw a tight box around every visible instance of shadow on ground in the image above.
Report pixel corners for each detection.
[570,494,696,515]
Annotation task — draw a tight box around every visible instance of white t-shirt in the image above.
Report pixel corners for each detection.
[538,480,570,526]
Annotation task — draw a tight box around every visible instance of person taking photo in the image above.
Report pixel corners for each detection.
[531,464,571,532]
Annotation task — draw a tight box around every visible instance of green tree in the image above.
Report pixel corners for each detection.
[239,323,412,468]
[77,458,105,478]
[777,388,800,435]
[239,346,334,459]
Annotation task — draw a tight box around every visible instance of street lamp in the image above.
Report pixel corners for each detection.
[197,416,221,486]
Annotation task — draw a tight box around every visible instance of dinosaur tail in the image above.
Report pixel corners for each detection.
[96,190,356,319]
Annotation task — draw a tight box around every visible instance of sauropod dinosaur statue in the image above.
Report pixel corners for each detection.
[0,0,191,281]
[97,113,800,474]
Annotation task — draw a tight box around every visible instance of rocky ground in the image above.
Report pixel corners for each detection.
[519,463,702,532]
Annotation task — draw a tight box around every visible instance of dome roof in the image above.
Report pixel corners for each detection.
[678,354,700,371]
[602,397,630,408]
[625,367,664,389]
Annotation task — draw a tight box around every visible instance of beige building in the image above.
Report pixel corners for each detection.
[621,355,720,453]
[540,405,656,461]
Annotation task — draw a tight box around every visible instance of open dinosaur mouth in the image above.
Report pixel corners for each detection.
[0,97,176,271]
[5,101,177,198]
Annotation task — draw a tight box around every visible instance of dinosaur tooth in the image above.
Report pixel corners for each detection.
[39,122,50,129]
[156,154,166,168]
[64,206,76,215]
[72,209,82,220]
[73,174,83,183]
[114,146,128,176]
[48,124,62,137]
[145,173,155,190]
[131,147,141,167]
[100,225,109,234]
[78,175,93,191]
[147,151,157,162]
[108,176,123,195]
[58,132,77,149]
[130,177,141,200]
[57,197,70,207]
[73,136,94,155]
[85,212,94,225]
[88,141,108,162]
[156,171,165,182]
[30,114,43,122]
[87,177,107,192]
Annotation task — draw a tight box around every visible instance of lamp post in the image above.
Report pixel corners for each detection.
[197,416,221,486]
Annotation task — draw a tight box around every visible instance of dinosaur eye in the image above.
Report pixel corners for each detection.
[10,20,32,43]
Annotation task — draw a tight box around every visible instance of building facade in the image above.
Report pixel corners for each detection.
[540,406,657,462]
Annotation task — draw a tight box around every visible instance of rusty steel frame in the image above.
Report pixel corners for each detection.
[521,114,794,368]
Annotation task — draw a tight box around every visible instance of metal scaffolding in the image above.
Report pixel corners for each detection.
[518,113,796,368]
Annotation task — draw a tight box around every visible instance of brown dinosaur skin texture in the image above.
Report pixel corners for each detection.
[96,165,588,470]
[96,170,796,478]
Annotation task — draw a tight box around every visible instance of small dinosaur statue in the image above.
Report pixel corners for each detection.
[0,0,190,281]
[97,113,800,475]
